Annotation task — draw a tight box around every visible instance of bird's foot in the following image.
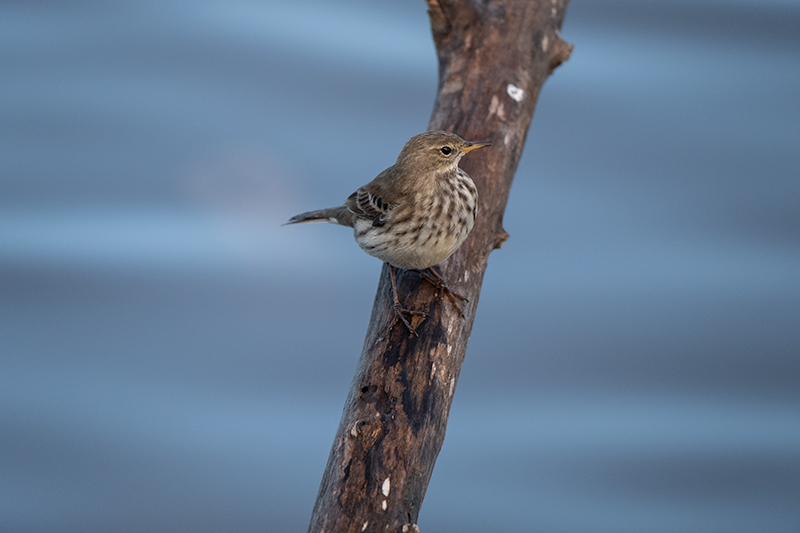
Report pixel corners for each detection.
[388,264,428,337]
[419,267,468,318]
[391,304,428,337]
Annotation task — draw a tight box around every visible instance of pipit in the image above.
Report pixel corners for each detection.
[285,130,490,336]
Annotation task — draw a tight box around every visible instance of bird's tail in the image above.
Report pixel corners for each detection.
[283,205,354,227]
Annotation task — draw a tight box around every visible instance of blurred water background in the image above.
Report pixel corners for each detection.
[2,0,799,531]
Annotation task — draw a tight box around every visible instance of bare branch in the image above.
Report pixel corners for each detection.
[308,2,571,531]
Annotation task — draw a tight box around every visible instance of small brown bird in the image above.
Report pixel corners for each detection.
[285,130,490,335]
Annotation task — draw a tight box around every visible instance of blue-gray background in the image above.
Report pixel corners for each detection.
[2,1,799,531]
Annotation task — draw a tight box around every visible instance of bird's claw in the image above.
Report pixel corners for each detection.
[419,269,468,318]
[391,304,428,337]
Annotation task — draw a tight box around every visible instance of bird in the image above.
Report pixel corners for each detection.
[285,130,490,336]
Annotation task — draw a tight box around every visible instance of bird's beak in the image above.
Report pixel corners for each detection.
[461,141,492,153]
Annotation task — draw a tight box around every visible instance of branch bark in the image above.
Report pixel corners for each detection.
[308,2,571,532]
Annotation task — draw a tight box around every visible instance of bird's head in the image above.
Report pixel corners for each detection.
[396,131,490,175]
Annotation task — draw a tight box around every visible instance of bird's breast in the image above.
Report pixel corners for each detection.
[352,170,478,270]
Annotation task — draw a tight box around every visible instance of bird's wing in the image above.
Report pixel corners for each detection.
[345,167,397,222]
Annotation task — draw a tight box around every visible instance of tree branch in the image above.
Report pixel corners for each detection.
[308,2,571,531]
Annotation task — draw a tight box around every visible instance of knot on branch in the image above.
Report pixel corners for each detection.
[347,412,382,439]
[549,31,573,72]
[493,228,510,250]
[425,0,452,44]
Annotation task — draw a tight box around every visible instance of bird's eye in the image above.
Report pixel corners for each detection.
[440,146,453,155]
